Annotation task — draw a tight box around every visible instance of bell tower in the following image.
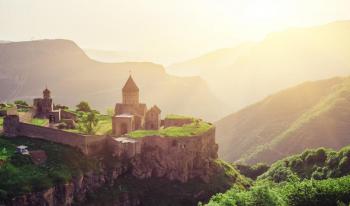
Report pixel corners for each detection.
[122,75,139,105]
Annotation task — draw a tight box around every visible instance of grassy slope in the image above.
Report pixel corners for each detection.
[216,76,350,164]
[0,136,98,200]
[94,115,112,135]
[165,114,194,120]
[205,146,350,206]
[243,77,350,164]
[30,118,49,126]
[128,121,213,139]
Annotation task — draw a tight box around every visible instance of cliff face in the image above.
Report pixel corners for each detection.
[131,128,218,183]
[8,128,221,206]
[9,167,139,206]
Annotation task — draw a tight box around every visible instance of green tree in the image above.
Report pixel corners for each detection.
[78,112,99,134]
[76,101,91,112]
[14,100,28,106]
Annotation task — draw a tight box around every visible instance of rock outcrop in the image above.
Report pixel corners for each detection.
[7,126,218,205]
[130,128,217,183]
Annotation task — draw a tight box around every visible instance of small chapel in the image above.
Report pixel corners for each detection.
[33,87,61,123]
[112,75,161,137]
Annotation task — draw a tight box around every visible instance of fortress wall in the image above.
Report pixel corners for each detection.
[107,137,142,159]
[14,123,106,155]
[4,115,107,156]
[17,123,88,153]
[84,135,108,156]
[60,110,77,121]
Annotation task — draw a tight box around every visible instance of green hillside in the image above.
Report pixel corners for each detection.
[216,76,350,164]
[205,146,350,206]
[0,136,98,201]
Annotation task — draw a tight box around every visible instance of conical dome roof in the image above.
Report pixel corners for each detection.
[43,87,51,98]
[122,75,139,92]
[43,88,50,94]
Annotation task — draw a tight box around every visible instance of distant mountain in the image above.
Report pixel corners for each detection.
[169,21,350,111]
[0,39,227,121]
[216,76,350,164]
[168,43,255,76]
[84,49,156,63]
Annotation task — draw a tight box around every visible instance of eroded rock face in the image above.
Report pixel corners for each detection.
[130,128,218,183]
[9,128,218,206]
[9,166,130,206]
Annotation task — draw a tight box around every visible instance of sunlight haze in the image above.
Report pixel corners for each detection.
[1,0,350,64]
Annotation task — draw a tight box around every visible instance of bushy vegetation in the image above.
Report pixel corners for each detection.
[205,146,350,206]
[0,103,14,110]
[0,136,98,200]
[65,111,112,135]
[14,100,28,107]
[205,176,350,206]
[76,101,92,112]
[128,121,213,139]
[235,163,270,180]
[259,146,350,183]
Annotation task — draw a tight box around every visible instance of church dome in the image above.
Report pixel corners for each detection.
[43,87,51,98]
[122,75,139,92]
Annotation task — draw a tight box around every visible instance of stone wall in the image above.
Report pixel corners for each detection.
[108,137,142,159]
[3,115,106,156]
[60,110,77,121]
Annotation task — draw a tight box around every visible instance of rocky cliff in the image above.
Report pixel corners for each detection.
[130,128,218,183]
[6,127,238,206]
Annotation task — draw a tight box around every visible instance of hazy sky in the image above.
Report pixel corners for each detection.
[1,0,350,64]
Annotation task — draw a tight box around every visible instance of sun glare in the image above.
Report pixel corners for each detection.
[232,0,296,38]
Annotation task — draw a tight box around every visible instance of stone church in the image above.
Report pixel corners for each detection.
[33,87,61,123]
[112,75,161,137]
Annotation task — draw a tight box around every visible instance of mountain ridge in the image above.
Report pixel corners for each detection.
[216,76,350,164]
[0,39,226,121]
[168,20,350,111]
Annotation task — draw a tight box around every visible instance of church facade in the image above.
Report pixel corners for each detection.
[112,75,161,137]
[33,88,61,123]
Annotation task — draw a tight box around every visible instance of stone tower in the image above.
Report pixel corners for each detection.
[122,75,139,105]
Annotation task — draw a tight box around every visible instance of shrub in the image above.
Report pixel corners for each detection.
[339,156,350,173]
[14,100,28,106]
[76,101,91,112]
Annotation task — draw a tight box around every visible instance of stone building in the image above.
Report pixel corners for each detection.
[145,105,161,130]
[112,75,161,136]
[33,87,61,123]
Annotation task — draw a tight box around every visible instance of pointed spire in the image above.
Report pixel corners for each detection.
[122,75,139,92]
[43,85,51,98]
